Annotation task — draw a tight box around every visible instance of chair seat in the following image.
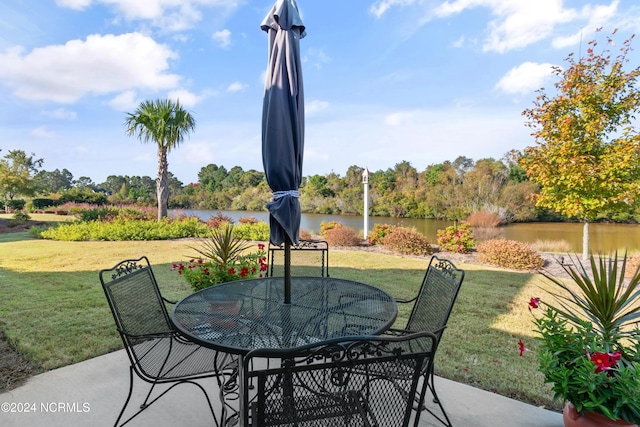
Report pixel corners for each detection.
[258,390,368,426]
[131,336,223,381]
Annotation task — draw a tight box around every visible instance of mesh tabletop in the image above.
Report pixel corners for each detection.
[171,277,398,355]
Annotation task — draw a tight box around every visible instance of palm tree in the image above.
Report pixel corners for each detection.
[124,98,196,220]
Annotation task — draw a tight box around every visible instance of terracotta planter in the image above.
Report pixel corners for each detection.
[563,402,638,427]
[208,299,240,328]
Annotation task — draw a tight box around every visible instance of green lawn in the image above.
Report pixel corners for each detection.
[0,214,559,411]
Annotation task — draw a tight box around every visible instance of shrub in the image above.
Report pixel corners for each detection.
[368,223,396,245]
[383,226,433,256]
[8,211,30,227]
[206,212,234,228]
[323,226,361,246]
[299,228,312,240]
[477,239,544,271]
[437,224,475,253]
[4,199,25,212]
[319,221,342,238]
[466,210,501,227]
[77,207,120,222]
[58,190,107,205]
[233,221,270,241]
[32,198,61,210]
[36,217,210,241]
[238,216,259,224]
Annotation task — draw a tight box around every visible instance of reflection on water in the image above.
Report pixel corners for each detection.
[502,222,640,254]
[175,210,640,254]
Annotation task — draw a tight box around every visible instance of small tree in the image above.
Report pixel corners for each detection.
[0,150,44,209]
[520,30,640,259]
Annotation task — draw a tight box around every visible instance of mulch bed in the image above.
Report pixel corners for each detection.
[0,218,46,234]
[0,331,34,392]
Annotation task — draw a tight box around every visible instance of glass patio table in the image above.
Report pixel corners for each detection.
[170,276,398,426]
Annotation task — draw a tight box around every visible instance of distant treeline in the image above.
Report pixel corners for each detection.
[32,156,640,224]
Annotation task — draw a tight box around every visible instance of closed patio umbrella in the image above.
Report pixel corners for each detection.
[261,0,306,303]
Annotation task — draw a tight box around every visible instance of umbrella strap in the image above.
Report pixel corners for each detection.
[273,190,299,200]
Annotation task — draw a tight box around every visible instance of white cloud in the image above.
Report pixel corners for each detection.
[213,29,232,48]
[384,111,416,126]
[306,100,330,115]
[56,0,243,31]
[31,126,56,138]
[303,48,331,70]
[167,89,202,107]
[226,82,247,93]
[109,90,139,111]
[0,33,180,103]
[552,1,620,49]
[436,0,578,53]
[370,0,418,19]
[55,0,91,9]
[179,141,216,165]
[42,108,77,120]
[495,61,556,95]
[452,35,466,48]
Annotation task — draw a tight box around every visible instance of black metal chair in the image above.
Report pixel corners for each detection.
[387,255,465,427]
[99,256,223,427]
[242,332,437,427]
[267,239,329,277]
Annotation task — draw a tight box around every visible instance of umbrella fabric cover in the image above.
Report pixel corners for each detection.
[261,0,306,246]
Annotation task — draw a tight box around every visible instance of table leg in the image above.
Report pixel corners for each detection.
[214,352,241,426]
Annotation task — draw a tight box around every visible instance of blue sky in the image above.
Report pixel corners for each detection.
[0,0,638,185]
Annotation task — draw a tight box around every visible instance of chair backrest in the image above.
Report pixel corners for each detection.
[406,255,465,342]
[243,332,436,427]
[99,256,173,346]
[267,239,329,277]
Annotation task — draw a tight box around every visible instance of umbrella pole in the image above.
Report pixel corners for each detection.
[284,240,291,304]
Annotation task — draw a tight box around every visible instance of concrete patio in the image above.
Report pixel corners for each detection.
[0,348,563,427]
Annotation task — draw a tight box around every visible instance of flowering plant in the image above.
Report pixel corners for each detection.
[436,223,475,254]
[522,253,640,424]
[173,224,268,291]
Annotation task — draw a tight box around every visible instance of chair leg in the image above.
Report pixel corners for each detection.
[113,366,135,427]
[114,367,220,427]
[141,380,158,408]
[414,368,453,427]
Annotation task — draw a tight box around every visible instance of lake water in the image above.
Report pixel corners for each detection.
[174,209,640,254]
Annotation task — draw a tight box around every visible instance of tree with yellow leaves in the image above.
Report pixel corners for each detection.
[520,30,640,259]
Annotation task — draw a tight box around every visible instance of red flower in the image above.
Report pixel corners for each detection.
[528,297,541,309]
[590,351,622,373]
[518,339,528,356]
[228,268,235,275]
[258,243,265,250]
[240,267,250,277]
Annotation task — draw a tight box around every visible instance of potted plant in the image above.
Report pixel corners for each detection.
[522,253,640,426]
[172,224,268,291]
